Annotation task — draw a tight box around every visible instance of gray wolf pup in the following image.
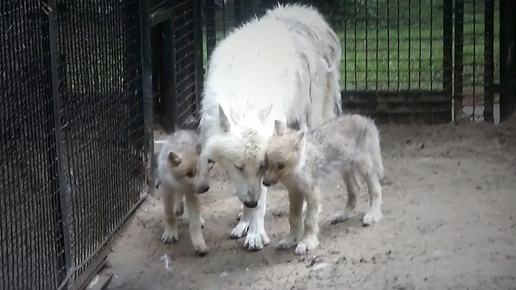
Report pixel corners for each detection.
[262,114,384,255]
[155,129,211,256]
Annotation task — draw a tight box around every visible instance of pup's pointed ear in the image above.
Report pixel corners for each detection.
[219,104,238,132]
[168,151,182,167]
[259,104,273,124]
[274,119,287,136]
[195,143,202,155]
[291,130,306,148]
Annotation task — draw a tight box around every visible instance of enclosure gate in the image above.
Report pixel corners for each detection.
[150,0,204,133]
[1,0,153,289]
[201,0,504,124]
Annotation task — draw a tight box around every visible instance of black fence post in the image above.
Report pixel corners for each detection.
[40,1,68,287]
[150,9,177,133]
[140,0,155,190]
[500,0,516,122]
[453,0,464,121]
[443,0,454,121]
[234,0,242,27]
[205,0,216,60]
[194,0,205,112]
[484,0,495,123]
[46,0,73,288]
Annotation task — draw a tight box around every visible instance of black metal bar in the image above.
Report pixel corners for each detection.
[194,0,204,113]
[453,0,464,121]
[442,0,454,121]
[157,18,177,133]
[46,0,73,288]
[205,0,216,59]
[484,0,495,122]
[234,0,242,27]
[126,0,145,181]
[40,2,67,288]
[150,9,172,26]
[499,0,516,122]
[140,0,155,192]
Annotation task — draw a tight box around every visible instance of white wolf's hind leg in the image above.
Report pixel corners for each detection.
[242,185,270,251]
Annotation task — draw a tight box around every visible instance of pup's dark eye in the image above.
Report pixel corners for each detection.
[259,164,266,171]
[277,163,285,170]
[234,164,244,171]
[208,159,215,164]
[185,171,194,178]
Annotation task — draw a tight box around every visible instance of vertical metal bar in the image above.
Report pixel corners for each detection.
[442,0,453,121]
[126,0,145,179]
[499,0,516,122]
[194,0,204,113]
[40,2,66,287]
[453,0,464,121]
[205,0,216,60]
[139,0,155,193]
[46,0,73,287]
[484,0,494,122]
[161,19,177,132]
[234,0,242,27]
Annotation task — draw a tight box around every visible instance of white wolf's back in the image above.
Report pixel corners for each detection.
[201,17,311,137]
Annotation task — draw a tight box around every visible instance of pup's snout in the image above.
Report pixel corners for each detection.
[262,178,276,187]
[195,183,210,194]
[243,200,258,208]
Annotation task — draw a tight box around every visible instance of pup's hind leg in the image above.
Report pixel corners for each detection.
[331,171,360,224]
[185,193,209,256]
[362,166,383,226]
[276,189,304,250]
[296,187,321,255]
[161,187,179,243]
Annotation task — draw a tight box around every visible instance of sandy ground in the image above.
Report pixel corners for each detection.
[102,117,516,290]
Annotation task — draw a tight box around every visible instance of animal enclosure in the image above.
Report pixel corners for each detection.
[1,0,515,289]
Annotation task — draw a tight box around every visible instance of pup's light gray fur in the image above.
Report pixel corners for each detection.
[263,114,384,255]
[155,129,209,256]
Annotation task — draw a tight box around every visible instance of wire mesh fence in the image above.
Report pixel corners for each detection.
[1,1,65,289]
[200,0,502,124]
[1,0,152,289]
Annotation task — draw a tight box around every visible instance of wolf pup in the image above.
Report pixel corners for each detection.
[262,114,384,255]
[155,129,210,256]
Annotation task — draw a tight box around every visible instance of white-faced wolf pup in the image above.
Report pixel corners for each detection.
[262,114,384,255]
[155,129,213,256]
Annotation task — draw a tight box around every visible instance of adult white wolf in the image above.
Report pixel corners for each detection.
[194,3,342,251]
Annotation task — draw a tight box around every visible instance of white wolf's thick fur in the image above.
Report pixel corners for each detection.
[195,3,342,251]
[262,114,384,255]
[156,130,209,256]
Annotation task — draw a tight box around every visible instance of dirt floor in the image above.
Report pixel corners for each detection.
[102,116,516,290]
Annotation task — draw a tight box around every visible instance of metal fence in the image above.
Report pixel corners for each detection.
[200,0,513,124]
[1,0,153,289]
